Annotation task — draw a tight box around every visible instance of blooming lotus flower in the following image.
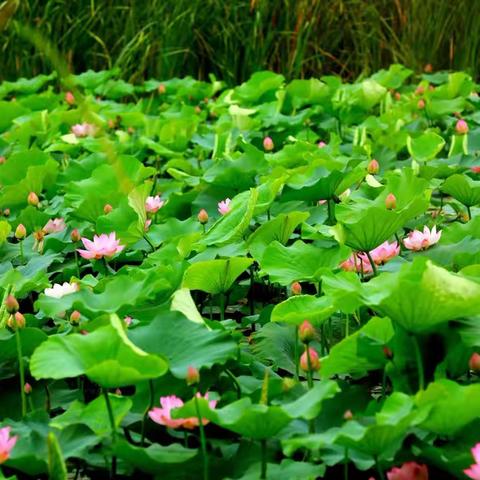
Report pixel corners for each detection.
[218,198,231,215]
[71,123,96,138]
[403,226,441,251]
[465,443,480,479]
[369,241,400,265]
[145,195,164,214]
[0,426,17,464]
[44,282,79,299]
[149,393,217,430]
[387,462,428,480]
[43,218,66,234]
[77,232,125,259]
[340,253,373,274]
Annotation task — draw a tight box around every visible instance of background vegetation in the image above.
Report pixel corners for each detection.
[1,0,480,84]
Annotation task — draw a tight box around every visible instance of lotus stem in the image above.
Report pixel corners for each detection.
[344,447,349,480]
[140,379,155,446]
[74,250,80,278]
[143,233,155,252]
[345,313,349,338]
[15,327,27,417]
[467,206,472,220]
[412,335,425,391]
[19,241,24,264]
[294,327,299,381]
[194,390,209,480]
[260,439,267,479]
[219,292,225,322]
[365,250,378,276]
[103,389,117,479]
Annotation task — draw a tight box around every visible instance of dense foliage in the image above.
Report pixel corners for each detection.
[1,0,480,83]
[0,65,480,479]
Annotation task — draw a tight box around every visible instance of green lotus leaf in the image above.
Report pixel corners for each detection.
[441,173,480,207]
[182,257,253,294]
[363,257,480,333]
[30,314,168,387]
[407,131,445,162]
[271,295,335,326]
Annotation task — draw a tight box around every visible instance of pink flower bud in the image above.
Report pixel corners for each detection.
[343,409,353,420]
[263,136,274,151]
[115,388,122,395]
[186,366,200,385]
[158,84,166,94]
[27,192,39,206]
[424,63,433,73]
[469,353,480,373]
[0,156,6,164]
[197,209,209,224]
[24,383,32,395]
[15,224,26,240]
[317,141,326,148]
[124,316,132,327]
[383,346,393,360]
[472,166,480,174]
[8,312,25,329]
[415,85,425,95]
[394,92,401,101]
[387,462,428,480]
[65,91,75,105]
[385,193,397,210]
[291,281,302,295]
[3,208,9,217]
[195,106,202,114]
[71,228,81,242]
[417,99,425,110]
[367,159,379,174]
[300,347,320,372]
[298,320,315,344]
[5,294,19,313]
[455,119,469,135]
[103,204,113,214]
[70,310,81,325]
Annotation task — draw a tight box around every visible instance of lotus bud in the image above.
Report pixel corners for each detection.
[115,388,122,395]
[15,224,26,240]
[186,366,200,386]
[197,209,209,225]
[343,409,353,420]
[127,127,135,135]
[124,316,132,327]
[472,166,480,174]
[263,136,274,151]
[394,92,401,101]
[383,346,393,360]
[385,193,397,210]
[455,119,469,135]
[417,99,425,110]
[158,84,166,94]
[0,156,5,164]
[103,204,113,214]
[27,192,39,206]
[5,294,19,313]
[70,310,81,325]
[70,228,81,242]
[8,312,26,329]
[291,281,302,295]
[3,208,9,217]
[415,85,425,95]
[317,141,326,148]
[469,352,480,373]
[282,377,296,392]
[300,347,320,372]
[24,383,32,395]
[298,320,315,344]
[367,159,379,174]
[424,63,433,73]
[195,106,202,114]
[65,91,75,105]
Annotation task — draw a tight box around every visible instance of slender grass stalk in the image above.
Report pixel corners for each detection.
[15,327,27,417]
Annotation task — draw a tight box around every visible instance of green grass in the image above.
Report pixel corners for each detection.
[1,0,479,84]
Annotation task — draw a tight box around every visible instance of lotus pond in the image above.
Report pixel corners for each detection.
[0,66,480,479]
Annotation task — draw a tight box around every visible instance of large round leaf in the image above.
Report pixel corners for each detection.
[271,295,335,326]
[441,174,480,207]
[30,315,168,387]
[407,131,445,162]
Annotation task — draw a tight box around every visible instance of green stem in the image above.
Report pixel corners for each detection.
[194,391,209,480]
[306,347,314,390]
[294,327,299,381]
[19,241,24,264]
[467,206,472,220]
[365,250,378,276]
[225,369,242,399]
[143,233,155,252]
[15,327,27,417]
[219,292,225,322]
[103,389,117,479]
[0,284,12,328]
[141,380,155,446]
[345,313,349,338]
[344,447,349,480]
[412,335,425,391]
[376,458,386,480]
[260,439,267,479]
[74,250,80,278]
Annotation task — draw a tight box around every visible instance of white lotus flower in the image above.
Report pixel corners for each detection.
[44,282,79,299]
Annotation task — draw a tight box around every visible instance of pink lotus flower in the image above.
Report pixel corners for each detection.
[369,241,400,265]
[77,232,125,260]
[340,253,373,274]
[387,462,428,480]
[0,426,17,464]
[465,443,480,479]
[403,226,441,251]
[145,195,164,214]
[71,123,96,138]
[44,282,79,299]
[472,166,480,174]
[218,198,231,215]
[43,218,66,234]
[149,393,217,430]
